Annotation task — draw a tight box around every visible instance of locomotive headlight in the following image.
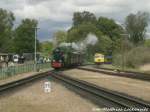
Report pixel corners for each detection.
[53,60,55,62]
[59,60,62,62]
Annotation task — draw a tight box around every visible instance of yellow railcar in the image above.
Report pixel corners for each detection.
[94,53,104,64]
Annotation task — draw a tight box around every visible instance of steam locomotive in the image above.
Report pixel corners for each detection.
[51,46,84,69]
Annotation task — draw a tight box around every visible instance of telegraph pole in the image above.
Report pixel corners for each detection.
[33,27,40,71]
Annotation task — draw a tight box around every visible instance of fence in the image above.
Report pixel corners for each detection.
[0,63,51,80]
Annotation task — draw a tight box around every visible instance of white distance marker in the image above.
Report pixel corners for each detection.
[44,81,51,93]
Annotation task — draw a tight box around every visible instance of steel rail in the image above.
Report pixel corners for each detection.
[0,71,50,93]
[97,67,150,76]
[50,72,150,112]
[78,67,150,81]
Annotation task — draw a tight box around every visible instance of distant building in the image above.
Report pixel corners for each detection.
[0,53,9,68]
[23,52,42,61]
[0,53,8,62]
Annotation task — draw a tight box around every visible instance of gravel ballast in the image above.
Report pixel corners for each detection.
[0,78,102,112]
[63,69,150,102]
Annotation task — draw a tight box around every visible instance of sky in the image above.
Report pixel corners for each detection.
[0,0,150,41]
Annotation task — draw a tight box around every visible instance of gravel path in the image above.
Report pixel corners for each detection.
[0,78,102,112]
[63,69,150,102]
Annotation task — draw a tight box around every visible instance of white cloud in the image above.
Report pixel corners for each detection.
[0,0,150,41]
[13,0,74,22]
[1,0,150,22]
[14,3,51,20]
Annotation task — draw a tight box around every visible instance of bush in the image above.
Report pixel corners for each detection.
[113,46,150,68]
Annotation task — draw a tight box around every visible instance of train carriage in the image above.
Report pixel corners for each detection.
[51,47,84,69]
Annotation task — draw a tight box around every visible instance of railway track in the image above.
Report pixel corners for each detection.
[97,67,150,76]
[0,71,50,94]
[78,67,150,81]
[50,71,150,112]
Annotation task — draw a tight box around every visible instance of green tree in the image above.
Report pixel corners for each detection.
[97,17,123,41]
[67,22,113,60]
[144,39,150,47]
[68,13,114,57]
[73,11,97,26]
[14,18,39,54]
[68,23,102,42]
[40,41,53,56]
[0,8,15,52]
[53,30,67,47]
[86,35,113,58]
[125,12,149,44]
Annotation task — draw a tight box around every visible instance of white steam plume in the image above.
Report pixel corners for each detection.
[84,33,98,45]
[59,33,98,51]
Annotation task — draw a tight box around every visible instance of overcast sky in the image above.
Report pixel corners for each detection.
[0,0,150,41]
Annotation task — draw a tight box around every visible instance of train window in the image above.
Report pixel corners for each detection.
[95,54,104,58]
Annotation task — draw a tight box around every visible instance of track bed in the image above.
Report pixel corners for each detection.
[63,69,150,102]
[0,78,100,112]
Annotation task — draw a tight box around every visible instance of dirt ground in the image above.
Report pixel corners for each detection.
[63,69,150,102]
[140,64,150,72]
[0,78,102,112]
